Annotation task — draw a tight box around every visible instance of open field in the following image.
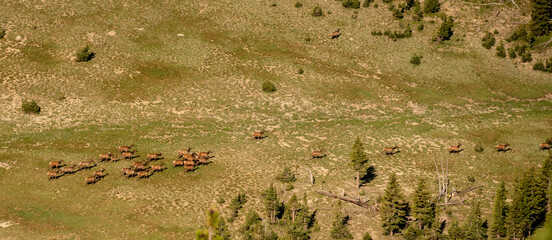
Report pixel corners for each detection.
[1,0,551,239]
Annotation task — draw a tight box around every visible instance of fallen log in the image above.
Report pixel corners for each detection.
[315,190,371,209]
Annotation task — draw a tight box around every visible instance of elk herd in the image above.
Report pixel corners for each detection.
[47,144,214,185]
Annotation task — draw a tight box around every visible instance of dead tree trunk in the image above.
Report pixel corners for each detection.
[433,157,450,204]
[315,190,371,209]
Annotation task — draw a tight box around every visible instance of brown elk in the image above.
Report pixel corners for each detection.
[118,145,134,153]
[47,170,62,180]
[85,176,98,185]
[151,164,166,172]
[132,162,148,171]
[60,165,78,175]
[198,157,209,165]
[448,143,462,154]
[48,160,64,169]
[184,160,195,171]
[540,142,551,151]
[78,160,96,170]
[173,159,185,167]
[177,148,192,159]
[146,153,163,162]
[99,153,113,162]
[122,168,136,178]
[311,151,325,159]
[382,146,399,155]
[121,150,137,160]
[93,168,107,178]
[495,143,511,152]
[121,167,132,176]
[137,170,152,179]
[252,131,265,139]
[331,29,341,39]
[184,153,198,162]
[198,151,212,158]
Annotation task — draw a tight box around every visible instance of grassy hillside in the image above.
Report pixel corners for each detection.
[0,0,551,239]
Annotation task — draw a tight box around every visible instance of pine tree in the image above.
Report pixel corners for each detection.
[506,169,548,239]
[530,0,552,36]
[350,137,369,190]
[448,220,464,240]
[261,183,281,224]
[437,16,454,42]
[228,193,247,222]
[490,182,508,239]
[330,202,353,239]
[195,207,227,240]
[463,202,488,240]
[380,173,410,236]
[240,210,279,240]
[285,194,316,240]
[412,178,436,229]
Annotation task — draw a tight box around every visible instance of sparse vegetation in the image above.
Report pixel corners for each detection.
[423,0,440,14]
[312,6,324,17]
[508,48,517,58]
[276,167,296,183]
[0,29,5,39]
[474,143,484,153]
[297,68,304,74]
[294,2,302,8]
[75,45,95,62]
[262,81,276,92]
[410,54,422,65]
[362,0,373,8]
[533,61,546,71]
[228,193,247,222]
[437,16,454,42]
[342,0,360,9]
[482,32,496,49]
[21,99,41,114]
[496,44,506,58]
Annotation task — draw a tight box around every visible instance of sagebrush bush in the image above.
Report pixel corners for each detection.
[506,26,528,42]
[363,0,373,7]
[75,45,95,62]
[276,167,296,182]
[496,44,506,58]
[21,99,41,114]
[294,2,303,8]
[286,183,294,191]
[474,143,484,153]
[312,6,324,17]
[262,81,276,92]
[371,30,383,36]
[533,61,546,71]
[417,24,424,31]
[382,0,393,3]
[481,32,496,49]
[508,48,517,58]
[410,54,422,65]
[392,8,404,19]
[342,0,360,9]
[298,68,304,74]
[424,0,440,13]
[0,29,6,39]
[546,58,552,72]
[521,52,532,63]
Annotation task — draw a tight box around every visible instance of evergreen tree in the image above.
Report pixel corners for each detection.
[437,16,454,42]
[506,169,549,239]
[530,0,552,36]
[330,202,353,239]
[490,182,508,239]
[423,0,440,14]
[228,193,247,222]
[362,232,373,240]
[463,202,488,240]
[448,220,464,240]
[380,173,410,236]
[195,207,227,240]
[285,194,316,240]
[412,178,436,229]
[240,210,279,240]
[261,184,281,224]
[350,137,369,190]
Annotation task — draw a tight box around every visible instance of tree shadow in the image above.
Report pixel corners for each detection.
[360,166,377,187]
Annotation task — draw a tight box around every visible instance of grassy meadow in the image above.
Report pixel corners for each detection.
[0,0,551,239]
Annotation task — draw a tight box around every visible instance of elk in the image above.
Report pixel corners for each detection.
[252,131,265,139]
[151,164,166,172]
[60,165,78,175]
[93,168,107,178]
[48,160,64,169]
[85,176,98,185]
[495,143,511,152]
[137,170,152,179]
[173,159,185,167]
[448,143,462,154]
[118,145,134,153]
[198,157,209,165]
[47,170,62,180]
[311,151,325,159]
[132,162,148,171]
[121,150,137,160]
[184,153,198,162]
[146,153,163,162]
[121,167,132,176]
[78,160,96,170]
[177,148,192,159]
[331,29,341,39]
[382,146,399,155]
[122,168,136,178]
[540,142,551,151]
[184,160,195,171]
[198,151,212,158]
[99,153,113,162]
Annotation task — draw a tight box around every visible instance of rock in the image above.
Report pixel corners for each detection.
[177,33,184,37]
[15,35,22,41]
[107,30,116,36]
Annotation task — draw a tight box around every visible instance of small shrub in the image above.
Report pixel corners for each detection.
[371,30,383,36]
[359,190,366,196]
[362,0,373,8]
[392,8,404,19]
[294,2,303,8]
[467,176,476,183]
[342,0,361,9]
[521,52,532,63]
[217,197,226,204]
[305,37,312,42]
[481,32,496,49]
[262,81,276,92]
[546,58,552,72]
[363,233,373,240]
[312,6,324,17]
[374,3,379,8]
[286,183,294,191]
[417,24,424,31]
[21,99,41,114]
[493,29,499,34]
[75,45,95,62]
[382,0,393,3]
[506,26,528,42]
[410,54,422,65]
[474,143,484,153]
[298,68,304,74]
[533,61,546,71]
[437,16,454,42]
[228,193,247,222]
[423,0,440,14]
[383,29,391,36]
[0,29,5,39]
[508,48,517,58]
[496,44,506,58]
[276,167,296,183]
[270,3,277,7]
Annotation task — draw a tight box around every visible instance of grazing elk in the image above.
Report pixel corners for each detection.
[78,160,96,170]
[495,143,511,152]
[540,142,551,151]
[118,145,135,153]
[146,153,163,162]
[132,161,148,171]
[121,150,137,160]
[177,148,192,159]
[311,151,325,159]
[99,153,113,162]
[449,143,462,154]
[331,29,341,39]
[184,153,198,162]
[93,168,107,179]
[47,170,62,180]
[121,168,136,178]
[184,160,195,171]
[48,160,65,169]
[173,159,185,168]
[151,164,166,172]
[382,146,399,155]
[85,176,98,185]
[198,151,212,158]
[252,131,265,139]
[198,157,209,165]
[137,170,152,179]
[60,165,79,175]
